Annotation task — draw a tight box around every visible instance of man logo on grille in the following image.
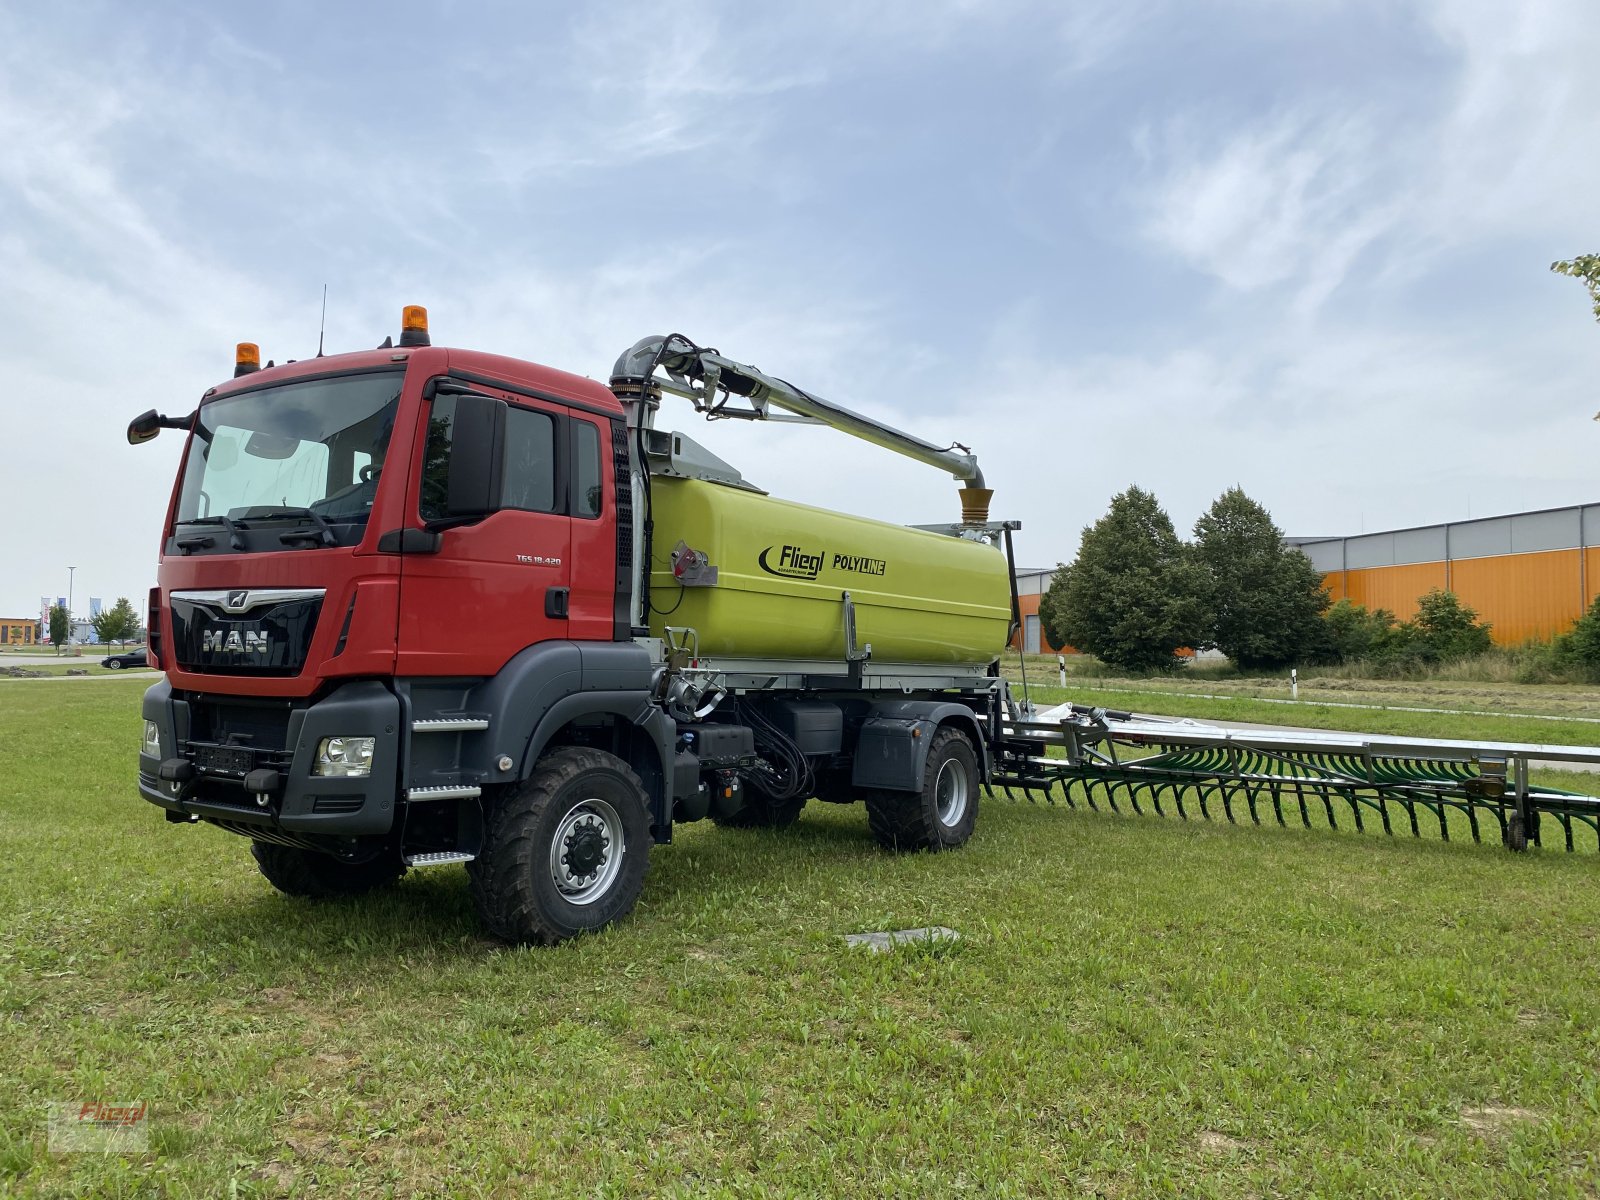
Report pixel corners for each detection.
[202,629,270,654]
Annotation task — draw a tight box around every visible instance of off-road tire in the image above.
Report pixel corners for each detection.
[711,793,807,829]
[470,747,651,945]
[864,726,980,852]
[250,842,407,898]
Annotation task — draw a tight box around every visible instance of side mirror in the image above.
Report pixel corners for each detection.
[127,409,197,445]
[127,410,161,445]
[445,393,505,518]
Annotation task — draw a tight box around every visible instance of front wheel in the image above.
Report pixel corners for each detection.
[251,841,407,898]
[864,727,980,852]
[470,747,651,945]
[107,660,123,670]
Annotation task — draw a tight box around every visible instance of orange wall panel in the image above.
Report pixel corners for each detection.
[1449,550,1583,644]
[1322,549,1588,645]
[1339,562,1448,621]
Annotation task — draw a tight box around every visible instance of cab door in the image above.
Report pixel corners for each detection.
[397,384,572,677]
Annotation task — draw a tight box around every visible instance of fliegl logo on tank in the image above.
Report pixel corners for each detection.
[759,544,826,580]
[758,544,889,580]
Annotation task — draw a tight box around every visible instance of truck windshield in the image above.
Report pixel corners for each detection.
[174,372,404,537]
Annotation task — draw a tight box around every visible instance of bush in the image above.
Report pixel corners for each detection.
[1555,595,1600,682]
[1321,600,1398,664]
[1318,591,1493,673]
[1406,589,1493,663]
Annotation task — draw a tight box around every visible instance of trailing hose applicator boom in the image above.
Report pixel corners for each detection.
[611,334,993,523]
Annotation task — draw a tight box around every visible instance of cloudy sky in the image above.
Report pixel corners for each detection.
[3,0,1599,620]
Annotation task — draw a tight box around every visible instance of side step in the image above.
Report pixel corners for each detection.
[404,850,475,868]
[412,717,490,733]
[407,784,482,801]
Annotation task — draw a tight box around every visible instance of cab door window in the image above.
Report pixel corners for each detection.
[501,406,557,512]
[418,392,561,521]
[418,396,457,522]
[572,419,603,518]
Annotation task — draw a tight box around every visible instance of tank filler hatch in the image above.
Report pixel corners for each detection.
[641,428,767,494]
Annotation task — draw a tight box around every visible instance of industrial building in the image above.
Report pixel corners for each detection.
[0,618,38,646]
[1011,501,1600,654]
[1293,502,1600,645]
[1013,568,1060,654]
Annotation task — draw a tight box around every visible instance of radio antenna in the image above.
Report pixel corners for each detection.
[316,284,328,357]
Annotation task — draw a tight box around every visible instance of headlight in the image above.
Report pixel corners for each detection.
[314,735,375,778]
[142,720,161,758]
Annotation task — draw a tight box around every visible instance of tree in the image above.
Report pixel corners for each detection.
[1040,486,1209,672]
[1191,487,1331,669]
[47,604,69,653]
[1552,255,1600,323]
[92,597,141,648]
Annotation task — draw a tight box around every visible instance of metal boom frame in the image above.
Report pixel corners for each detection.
[988,701,1600,853]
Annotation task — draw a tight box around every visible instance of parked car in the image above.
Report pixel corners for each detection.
[101,649,149,670]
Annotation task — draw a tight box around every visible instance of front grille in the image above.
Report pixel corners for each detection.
[170,589,324,676]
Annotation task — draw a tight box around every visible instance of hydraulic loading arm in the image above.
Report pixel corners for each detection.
[611,334,993,524]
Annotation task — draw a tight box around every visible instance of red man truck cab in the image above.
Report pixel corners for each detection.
[134,309,676,941]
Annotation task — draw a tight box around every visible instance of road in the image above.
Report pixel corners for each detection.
[0,670,158,683]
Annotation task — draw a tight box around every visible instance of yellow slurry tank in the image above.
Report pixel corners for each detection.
[647,477,1012,665]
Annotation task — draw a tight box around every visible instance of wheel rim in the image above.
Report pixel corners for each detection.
[549,797,625,906]
[934,758,969,826]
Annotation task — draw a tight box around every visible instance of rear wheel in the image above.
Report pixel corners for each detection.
[470,747,651,945]
[865,726,980,852]
[250,842,407,898]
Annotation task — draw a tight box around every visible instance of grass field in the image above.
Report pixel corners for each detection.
[5,680,1600,1196]
[1008,653,1600,721]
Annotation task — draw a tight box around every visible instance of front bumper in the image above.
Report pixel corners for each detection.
[138,678,401,836]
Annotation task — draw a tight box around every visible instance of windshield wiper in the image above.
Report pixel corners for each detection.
[174,515,245,552]
[248,506,340,548]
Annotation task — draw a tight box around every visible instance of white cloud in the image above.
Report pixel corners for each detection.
[1142,110,1388,298]
[1137,0,1600,307]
